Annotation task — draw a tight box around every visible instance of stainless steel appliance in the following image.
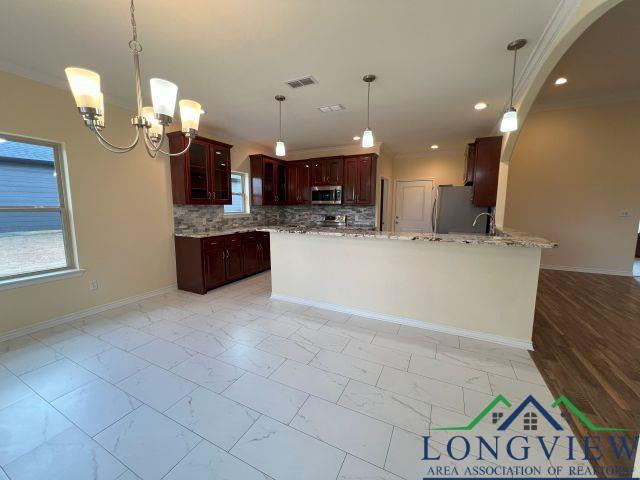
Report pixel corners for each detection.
[314,215,347,228]
[433,185,489,234]
[311,186,342,205]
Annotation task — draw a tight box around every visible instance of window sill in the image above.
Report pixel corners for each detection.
[223,212,252,217]
[0,268,85,292]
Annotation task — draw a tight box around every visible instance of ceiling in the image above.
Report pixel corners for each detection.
[535,0,640,108]
[0,0,562,156]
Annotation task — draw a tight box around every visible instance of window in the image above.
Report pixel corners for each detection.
[0,135,76,284]
[224,171,250,215]
[492,412,504,424]
[523,412,538,431]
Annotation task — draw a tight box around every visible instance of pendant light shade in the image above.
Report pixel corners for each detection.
[142,106,163,137]
[65,67,101,110]
[362,74,376,148]
[150,78,178,119]
[275,95,286,157]
[500,107,518,133]
[362,129,374,148]
[179,99,202,133]
[500,39,526,134]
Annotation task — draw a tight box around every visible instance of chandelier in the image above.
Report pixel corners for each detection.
[64,0,201,157]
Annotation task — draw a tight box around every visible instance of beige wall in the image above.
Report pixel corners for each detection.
[270,233,541,346]
[392,151,465,186]
[504,100,640,274]
[0,71,175,335]
[0,71,269,336]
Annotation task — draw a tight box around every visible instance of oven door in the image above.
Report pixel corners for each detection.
[311,186,342,204]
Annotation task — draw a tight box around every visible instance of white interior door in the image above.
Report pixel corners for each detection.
[394,180,434,232]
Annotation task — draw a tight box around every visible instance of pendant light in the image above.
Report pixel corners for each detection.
[500,39,527,133]
[275,95,286,156]
[361,74,376,148]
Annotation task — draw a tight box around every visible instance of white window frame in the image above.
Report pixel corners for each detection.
[224,171,251,216]
[0,133,81,290]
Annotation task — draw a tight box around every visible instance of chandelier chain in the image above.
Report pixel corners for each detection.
[128,0,142,52]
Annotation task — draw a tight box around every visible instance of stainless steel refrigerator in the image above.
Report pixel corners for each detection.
[433,185,489,234]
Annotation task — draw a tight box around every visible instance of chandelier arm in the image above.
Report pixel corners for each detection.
[142,124,167,153]
[157,135,192,156]
[93,127,140,153]
[142,134,159,158]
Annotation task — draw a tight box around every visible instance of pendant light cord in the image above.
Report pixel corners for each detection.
[278,100,282,141]
[509,48,517,108]
[366,81,371,129]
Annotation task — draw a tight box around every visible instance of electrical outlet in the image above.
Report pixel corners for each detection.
[619,209,631,218]
[89,280,99,291]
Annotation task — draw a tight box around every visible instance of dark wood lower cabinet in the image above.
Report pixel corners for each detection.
[175,231,270,294]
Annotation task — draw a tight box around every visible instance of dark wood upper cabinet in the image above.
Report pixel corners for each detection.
[250,154,287,205]
[168,132,233,205]
[343,154,377,206]
[311,157,343,186]
[285,161,311,205]
[463,142,476,186]
[471,136,503,207]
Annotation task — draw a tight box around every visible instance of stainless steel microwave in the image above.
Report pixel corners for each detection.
[311,186,342,205]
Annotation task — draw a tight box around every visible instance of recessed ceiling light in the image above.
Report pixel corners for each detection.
[353,136,361,141]
[554,77,568,85]
[474,102,488,110]
[430,144,439,150]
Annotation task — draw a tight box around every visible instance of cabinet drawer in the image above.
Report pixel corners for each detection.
[202,237,224,250]
[225,234,242,246]
[242,231,258,243]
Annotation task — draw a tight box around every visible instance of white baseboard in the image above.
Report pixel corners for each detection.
[0,284,178,343]
[540,264,633,277]
[271,293,533,351]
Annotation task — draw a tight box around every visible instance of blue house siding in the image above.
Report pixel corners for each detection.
[0,140,61,234]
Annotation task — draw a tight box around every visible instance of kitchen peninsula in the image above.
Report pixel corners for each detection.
[259,226,556,349]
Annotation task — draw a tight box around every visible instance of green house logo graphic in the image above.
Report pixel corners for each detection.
[432,394,629,432]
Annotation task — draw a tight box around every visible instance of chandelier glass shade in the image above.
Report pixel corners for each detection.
[65,0,201,157]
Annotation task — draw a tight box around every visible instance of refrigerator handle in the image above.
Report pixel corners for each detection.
[431,187,439,233]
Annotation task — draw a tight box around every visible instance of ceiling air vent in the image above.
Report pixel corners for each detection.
[286,75,318,89]
[317,104,345,113]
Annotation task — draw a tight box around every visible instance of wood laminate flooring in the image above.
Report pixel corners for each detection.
[531,269,640,477]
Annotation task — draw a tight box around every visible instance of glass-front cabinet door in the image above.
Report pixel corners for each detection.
[187,140,211,203]
[211,146,231,204]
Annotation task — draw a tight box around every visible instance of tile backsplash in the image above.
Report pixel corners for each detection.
[173,204,376,233]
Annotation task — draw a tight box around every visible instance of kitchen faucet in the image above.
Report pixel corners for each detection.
[473,212,496,236]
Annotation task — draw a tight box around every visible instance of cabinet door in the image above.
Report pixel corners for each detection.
[276,162,287,204]
[225,245,244,281]
[298,163,311,204]
[187,140,211,204]
[263,159,276,204]
[204,248,226,289]
[242,241,260,275]
[259,234,271,270]
[325,158,343,185]
[286,163,298,204]
[356,156,374,205]
[211,146,231,204]
[311,160,324,185]
[343,157,358,205]
[472,136,503,207]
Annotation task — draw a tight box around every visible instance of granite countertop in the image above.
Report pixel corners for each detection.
[257,225,557,249]
[174,224,376,239]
